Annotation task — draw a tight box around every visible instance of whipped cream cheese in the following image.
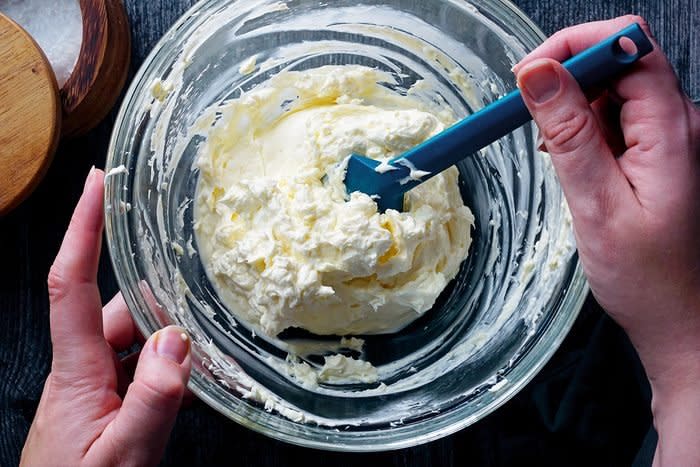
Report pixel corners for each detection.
[194,65,474,337]
[284,353,379,387]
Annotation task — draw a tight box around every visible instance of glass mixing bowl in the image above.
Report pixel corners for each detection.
[105,0,588,451]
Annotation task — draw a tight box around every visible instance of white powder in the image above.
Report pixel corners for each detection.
[0,0,83,87]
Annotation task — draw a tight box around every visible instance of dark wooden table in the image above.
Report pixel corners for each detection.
[1,0,698,465]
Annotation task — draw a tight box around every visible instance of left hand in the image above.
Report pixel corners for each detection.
[21,168,192,467]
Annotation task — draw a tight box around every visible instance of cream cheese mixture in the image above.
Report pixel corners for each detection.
[194,65,474,338]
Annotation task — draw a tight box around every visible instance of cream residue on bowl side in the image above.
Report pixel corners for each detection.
[117,0,580,428]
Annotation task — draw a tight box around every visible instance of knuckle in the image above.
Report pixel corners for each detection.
[621,14,645,26]
[105,435,124,467]
[621,15,654,40]
[548,29,565,43]
[132,374,184,410]
[572,185,619,228]
[542,110,597,154]
[47,262,69,303]
[550,24,579,41]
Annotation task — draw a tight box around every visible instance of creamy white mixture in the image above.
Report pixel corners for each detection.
[194,65,474,338]
[112,0,581,429]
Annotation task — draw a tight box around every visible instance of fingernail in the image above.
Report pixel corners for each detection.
[154,326,190,364]
[519,61,560,104]
[84,166,96,191]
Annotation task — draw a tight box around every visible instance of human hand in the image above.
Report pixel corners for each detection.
[514,16,700,464]
[21,168,192,467]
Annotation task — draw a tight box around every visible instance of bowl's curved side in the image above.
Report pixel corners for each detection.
[105,0,589,452]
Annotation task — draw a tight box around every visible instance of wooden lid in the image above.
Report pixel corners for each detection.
[0,13,61,216]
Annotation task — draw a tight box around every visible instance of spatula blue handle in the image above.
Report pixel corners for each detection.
[345,23,654,212]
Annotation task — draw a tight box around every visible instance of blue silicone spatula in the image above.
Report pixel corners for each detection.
[344,23,653,212]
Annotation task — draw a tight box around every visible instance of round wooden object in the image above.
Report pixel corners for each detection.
[0,14,61,217]
[61,0,131,138]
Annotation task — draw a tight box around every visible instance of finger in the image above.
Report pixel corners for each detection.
[517,59,638,226]
[542,94,625,155]
[93,326,191,466]
[118,351,196,406]
[513,16,685,158]
[513,16,658,73]
[48,168,110,377]
[103,293,139,352]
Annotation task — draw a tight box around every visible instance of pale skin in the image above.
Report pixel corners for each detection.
[22,15,700,467]
[515,15,700,467]
[21,168,192,466]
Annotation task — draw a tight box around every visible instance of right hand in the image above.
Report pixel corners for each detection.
[514,15,700,464]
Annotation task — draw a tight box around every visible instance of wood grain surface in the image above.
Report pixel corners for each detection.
[0,0,698,466]
[0,14,61,217]
[61,0,131,137]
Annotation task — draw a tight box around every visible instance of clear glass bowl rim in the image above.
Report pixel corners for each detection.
[105,0,590,452]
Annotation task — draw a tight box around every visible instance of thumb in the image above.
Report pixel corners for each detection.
[516,58,635,223]
[93,326,191,466]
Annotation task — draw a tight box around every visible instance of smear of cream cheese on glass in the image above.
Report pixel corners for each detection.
[118,1,580,428]
[194,65,475,338]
